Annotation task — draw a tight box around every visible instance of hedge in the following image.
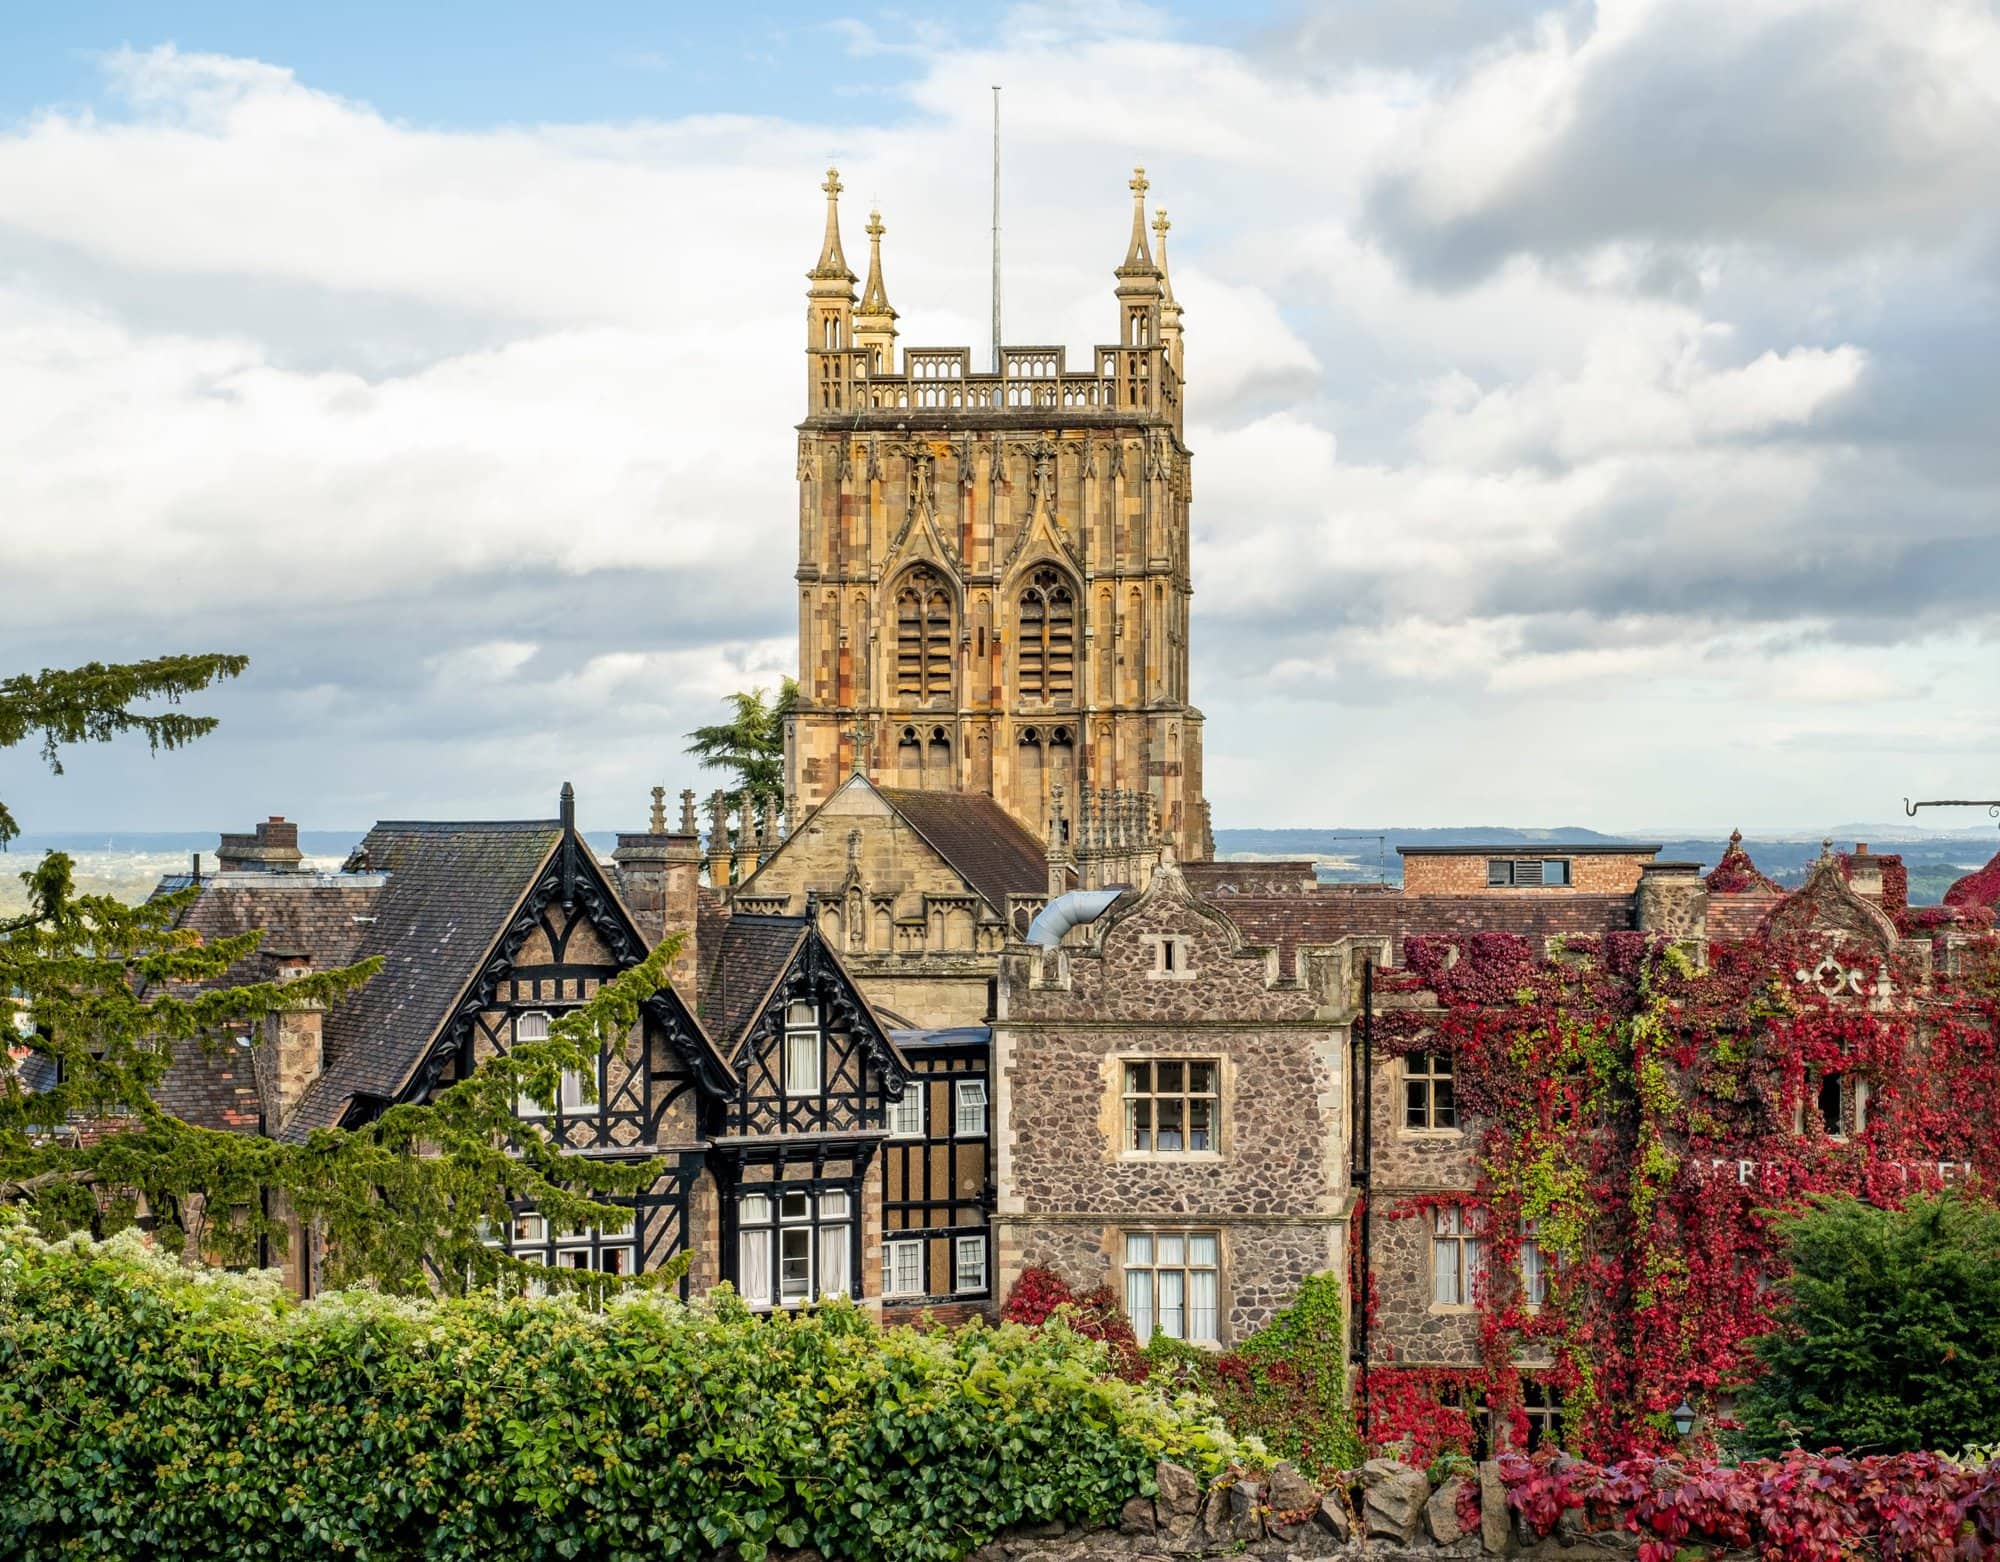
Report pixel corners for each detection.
[0,1223,1240,1561]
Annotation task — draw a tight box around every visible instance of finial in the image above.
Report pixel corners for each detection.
[811,165,853,280]
[1822,838,1835,859]
[649,785,667,835]
[559,781,576,833]
[1153,208,1178,306]
[679,788,698,836]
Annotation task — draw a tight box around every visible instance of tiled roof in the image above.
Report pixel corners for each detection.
[876,788,1047,911]
[279,820,564,1139]
[698,914,808,1050]
[1216,891,1639,977]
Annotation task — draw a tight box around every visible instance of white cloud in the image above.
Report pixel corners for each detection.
[1,8,1996,835]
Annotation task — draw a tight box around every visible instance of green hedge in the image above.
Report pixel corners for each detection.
[0,1224,1240,1561]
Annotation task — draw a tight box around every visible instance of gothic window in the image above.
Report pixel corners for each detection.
[1016,567,1076,702]
[894,568,955,702]
[1404,1052,1457,1132]
[1431,1206,1486,1309]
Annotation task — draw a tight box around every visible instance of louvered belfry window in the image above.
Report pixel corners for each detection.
[1017,567,1075,701]
[895,568,954,701]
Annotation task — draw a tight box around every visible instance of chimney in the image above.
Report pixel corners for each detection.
[1637,863,1709,970]
[257,948,323,1127]
[216,816,306,875]
[612,785,704,997]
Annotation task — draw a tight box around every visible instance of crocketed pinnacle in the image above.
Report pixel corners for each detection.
[1153,208,1178,307]
[811,167,855,282]
[1118,166,1157,275]
[857,207,896,320]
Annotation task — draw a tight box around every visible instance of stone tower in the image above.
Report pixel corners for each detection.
[787,167,1209,861]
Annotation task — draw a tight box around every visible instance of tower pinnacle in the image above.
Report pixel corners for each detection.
[854,206,899,372]
[1119,167,1156,272]
[812,167,854,281]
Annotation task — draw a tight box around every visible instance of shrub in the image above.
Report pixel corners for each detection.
[1738,1192,2000,1455]
[0,1223,1240,1562]
[1005,1267,1357,1474]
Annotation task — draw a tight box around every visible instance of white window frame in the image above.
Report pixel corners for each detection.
[883,1238,925,1298]
[887,1083,925,1138]
[953,1235,987,1294]
[954,1078,988,1136]
[514,1011,552,1117]
[784,1001,821,1095]
[738,1187,851,1309]
[1431,1206,1486,1310]
[1518,1219,1547,1309]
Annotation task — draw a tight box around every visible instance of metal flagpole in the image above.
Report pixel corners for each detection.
[992,85,1002,374]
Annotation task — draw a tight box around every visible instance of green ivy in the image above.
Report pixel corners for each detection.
[0,1222,1241,1561]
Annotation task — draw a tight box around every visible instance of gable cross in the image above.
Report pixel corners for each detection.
[845,719,872,776]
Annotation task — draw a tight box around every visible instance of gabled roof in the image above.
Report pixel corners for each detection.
[1704,829,1781,895]
[280,820,566,1138]
[699,914,811,1050]
[875,786,1048,911]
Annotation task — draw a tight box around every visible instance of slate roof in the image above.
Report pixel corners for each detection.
[698,914,810,1050]
[876,788,1048,911]
[279,820,564,1139]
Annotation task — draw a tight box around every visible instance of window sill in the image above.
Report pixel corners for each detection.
[1118,1150,1223,1163]
[1398,1128,1465,1140]
[1428,1304,1480,1315]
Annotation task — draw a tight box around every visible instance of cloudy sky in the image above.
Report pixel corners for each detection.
[3,0,1998,838]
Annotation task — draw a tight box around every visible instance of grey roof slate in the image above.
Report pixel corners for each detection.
[875,788,1048,912]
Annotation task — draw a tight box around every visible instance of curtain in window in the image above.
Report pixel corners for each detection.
[1188,1235,1219,1341]
[1157,1233,1186,1339]
[818,1223,850,1299]
[1124,1233,1153,1343]
[785,1027,820,1094]
[739,1229,772,1307]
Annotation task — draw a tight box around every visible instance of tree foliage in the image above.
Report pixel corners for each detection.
[1,652,683,1293]
[0,1222,1240,1562]
[683,677,798,811]
[0,652,248,847]
[1738,1192,2000,1455]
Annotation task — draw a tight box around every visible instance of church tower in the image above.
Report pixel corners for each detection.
[787,167,1209,861]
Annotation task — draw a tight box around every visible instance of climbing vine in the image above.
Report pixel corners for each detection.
[1362,864,2000,1461]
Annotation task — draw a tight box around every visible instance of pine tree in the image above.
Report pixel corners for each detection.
[1738,1192,2000,1453]
[2,654,680,1292]
[684,678,797,811]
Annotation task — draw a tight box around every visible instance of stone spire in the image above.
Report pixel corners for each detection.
[1113,167,1164,357]
[1118,167,1156,274]
[810,167,855,282]
[853,206,899,373]
[1153,207,1183,372]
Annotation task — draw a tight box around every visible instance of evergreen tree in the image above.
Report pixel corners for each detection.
[684,678,797,811]
[1739,1193,2000,1453]
[2,653,678,1292]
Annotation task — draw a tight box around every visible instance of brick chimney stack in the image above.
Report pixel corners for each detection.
[217,816,307,874]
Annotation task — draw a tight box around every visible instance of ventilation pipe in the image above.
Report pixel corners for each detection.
[1025,888,1124,948]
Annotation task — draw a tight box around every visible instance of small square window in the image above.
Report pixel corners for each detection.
[883,1239,925,1297]
[954,1236,987,1293]
[887,1085,925,1138]
[955,1078,988,1136]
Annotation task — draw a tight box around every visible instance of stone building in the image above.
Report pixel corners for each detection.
[783,167,1209,862]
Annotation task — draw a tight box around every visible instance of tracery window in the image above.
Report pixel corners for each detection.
[1016,567,1076,702]
[894,567,955,701]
